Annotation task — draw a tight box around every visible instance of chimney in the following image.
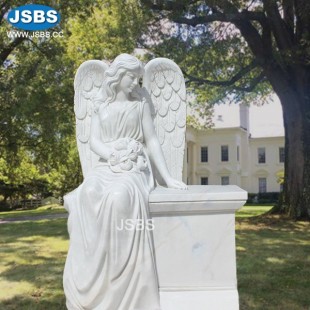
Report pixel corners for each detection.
[239,104,249,131]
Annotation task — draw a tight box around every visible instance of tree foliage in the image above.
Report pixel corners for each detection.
[0,148,49,204]
[3,0,309,220]
[142,0,310,220]
[66,0,148,63]
[0,0,147,204]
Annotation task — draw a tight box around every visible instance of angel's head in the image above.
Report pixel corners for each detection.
[104,54,144,104]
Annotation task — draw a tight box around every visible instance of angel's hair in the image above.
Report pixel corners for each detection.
[104,54,144,104]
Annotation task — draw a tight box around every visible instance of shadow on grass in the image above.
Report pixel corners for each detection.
[236,216,310,310]
[0,218,68,242]
[0,218,68,309]
[0,294,66,310]
[1,212,309,309]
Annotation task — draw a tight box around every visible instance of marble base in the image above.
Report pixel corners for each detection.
[160,289,238,310]
[149,185,247,310]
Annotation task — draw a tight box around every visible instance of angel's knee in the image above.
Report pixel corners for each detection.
[109,185,131,205]
[81,178,102,201]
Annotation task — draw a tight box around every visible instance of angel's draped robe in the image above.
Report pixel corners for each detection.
[63,100,161,310]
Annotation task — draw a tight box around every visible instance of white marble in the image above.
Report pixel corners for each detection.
[74,57,187,182]
[149,185,247,310]
[64,54,187,310]
[64,53,247,310]
[160,290,239,310]
[150,185,247,202]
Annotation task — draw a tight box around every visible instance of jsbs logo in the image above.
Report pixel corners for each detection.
[7,4,61,31]
[116,219,155,231]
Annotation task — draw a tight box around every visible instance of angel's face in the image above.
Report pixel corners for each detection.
[119,71,139,96]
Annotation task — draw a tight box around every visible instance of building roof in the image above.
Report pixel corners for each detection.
[212,103,240,129]
[212,94,284,138]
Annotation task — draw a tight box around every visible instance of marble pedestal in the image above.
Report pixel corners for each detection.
[149,185,247,310]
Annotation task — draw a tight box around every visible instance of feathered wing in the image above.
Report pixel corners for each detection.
[74,60,109,178]
[143,58,186,182]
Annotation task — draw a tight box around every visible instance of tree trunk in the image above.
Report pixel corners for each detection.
[274,80,310,220]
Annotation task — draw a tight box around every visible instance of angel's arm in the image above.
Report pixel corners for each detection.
[89,109,113,160]
[142,99,187,189]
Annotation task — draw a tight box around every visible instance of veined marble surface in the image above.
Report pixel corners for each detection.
[64,54,187,310]
[150,185,247,202]
[65,51,246,310]
[150,185,247,310]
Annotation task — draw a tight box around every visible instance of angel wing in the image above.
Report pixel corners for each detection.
[143,58,186,182]
[74,60,109,178]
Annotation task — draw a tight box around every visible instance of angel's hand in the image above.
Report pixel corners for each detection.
[133,86,152,102]
[108,151,122,166]
[109,150,128,165]
[165,177,188,190]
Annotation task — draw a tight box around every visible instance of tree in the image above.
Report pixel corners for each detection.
[0,1,149,200]
[65,0,149,64]
[0,0,100,65]
[46,137,83,198]
[0,0,99,158]
[142,0,310,220]
[0,148,50,206]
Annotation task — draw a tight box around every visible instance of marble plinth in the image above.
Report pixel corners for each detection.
[149,185,247,310]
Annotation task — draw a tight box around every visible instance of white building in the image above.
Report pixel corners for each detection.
[184,97,285,194]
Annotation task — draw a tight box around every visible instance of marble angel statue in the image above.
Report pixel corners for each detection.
[63,54,187,310]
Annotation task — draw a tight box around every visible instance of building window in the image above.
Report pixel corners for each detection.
[258,178,267,193]
[201,147,208,162]
[258,147,266,164]
[279,147,285,163]
[221,145,229,162]
[221,176,229,185]
[237,146,240,162]
[201,177,208,185]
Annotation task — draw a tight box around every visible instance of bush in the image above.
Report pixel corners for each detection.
[247,192,280,204]
[41,196,60,206]
[0,201,11,212]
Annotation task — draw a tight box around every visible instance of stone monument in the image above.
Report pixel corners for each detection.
[63,54,247,310]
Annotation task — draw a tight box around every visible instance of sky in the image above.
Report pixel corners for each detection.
[212,94,284,137]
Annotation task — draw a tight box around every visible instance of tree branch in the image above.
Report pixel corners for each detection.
[0,36,27,64]
[174,11,266,26]
[25,38,49,56]
[183,60,258,87]
[206,0,238,14]
[263,0,294,50]
[235,72,266,92]
[207,1,272,61]
[294,0,310,42]
[262,15,273,55]
[173,10,271,63]
[141,0,198,11]
[283,0,294,35]
[144,0,274,69]
[0,1,9,24]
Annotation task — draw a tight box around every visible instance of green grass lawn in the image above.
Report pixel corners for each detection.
[236,205,273,218]
[0,217,68,309]
[0,205,309,309]
[236,206,310,310]
[0,205,66,220]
